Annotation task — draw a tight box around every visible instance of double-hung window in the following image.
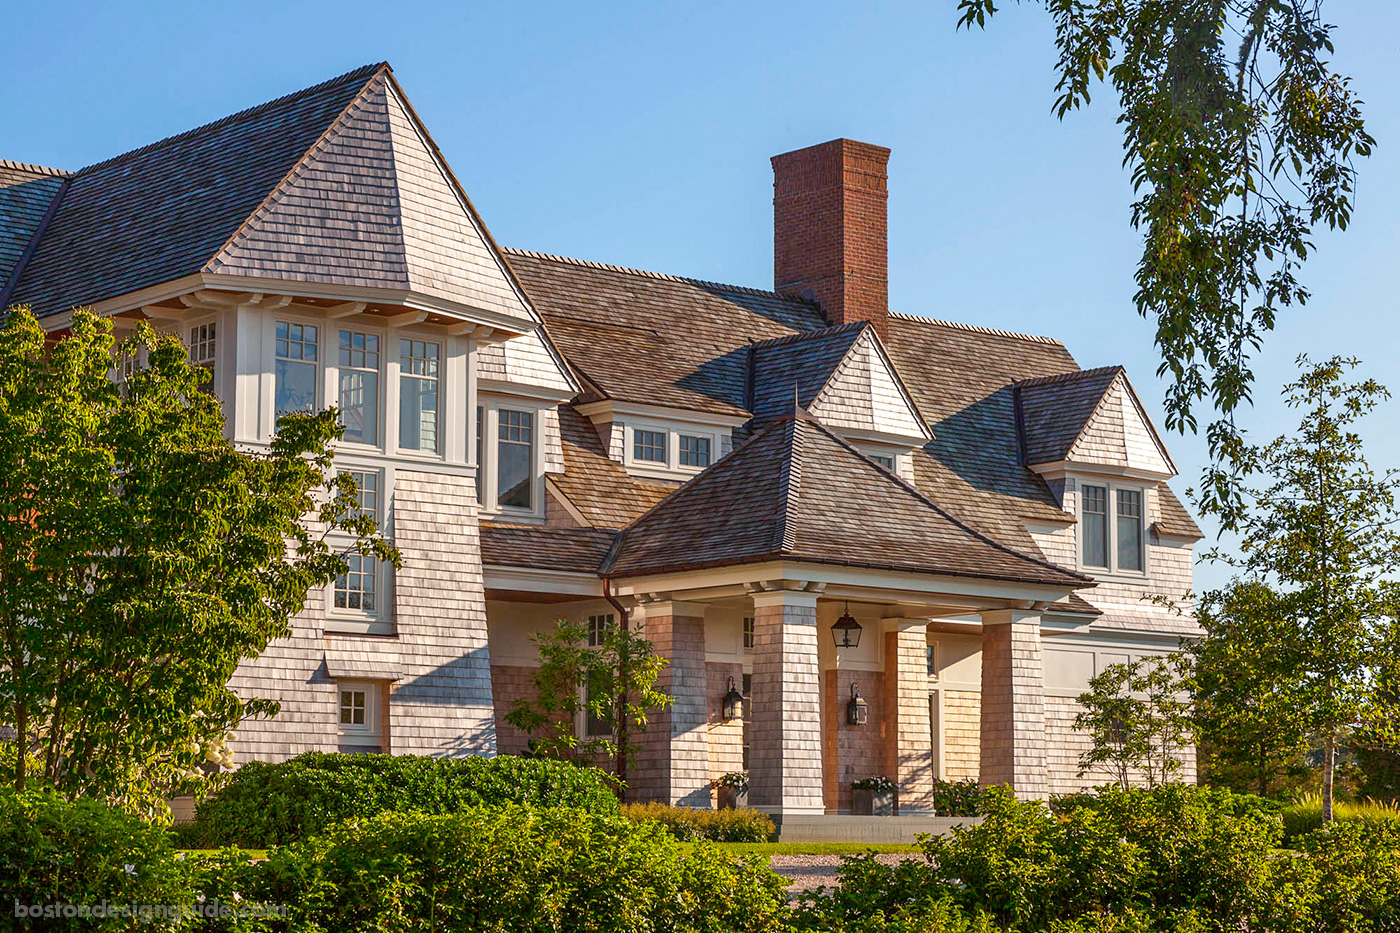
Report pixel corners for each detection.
[1081,482,1146,574]
[587,613,615,648]
[497,409,534,509]
[398,339,440,453]
[340,469,379,522]
[334,553,379,614]
[338,330,381,446]
[188,322,216,391]
[275,321,318,419]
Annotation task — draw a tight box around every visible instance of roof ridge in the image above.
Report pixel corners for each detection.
[0,160,69,178]
[888,311,1066,347]
[747,321,867,351]
[73,63,387,177]
[503,247,806,301]
[1013,364,1123,389]
[799,415,1093,585]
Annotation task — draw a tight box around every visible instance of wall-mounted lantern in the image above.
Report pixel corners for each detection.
[831,603,863,649]
[722,676,745,722]
[846,683,868,726]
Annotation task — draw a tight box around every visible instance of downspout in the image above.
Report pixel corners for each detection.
[602,575,630,799]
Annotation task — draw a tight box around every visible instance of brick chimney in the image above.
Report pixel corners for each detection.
[772,138,891,337]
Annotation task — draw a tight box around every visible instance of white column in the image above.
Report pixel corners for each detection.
[749,589,824,814]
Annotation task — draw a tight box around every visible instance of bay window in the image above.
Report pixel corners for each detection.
[275,321,318,419]
[338,330,381,446]
[398,338,439,453]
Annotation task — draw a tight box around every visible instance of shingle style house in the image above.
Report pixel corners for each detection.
[2,63,1201,811]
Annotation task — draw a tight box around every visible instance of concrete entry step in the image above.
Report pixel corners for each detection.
[770,814,983,844]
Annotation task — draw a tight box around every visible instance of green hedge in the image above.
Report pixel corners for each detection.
[179,751,619,847]
[0,788,194,930]
[621,802,776,842]
[197,806,788,932]
[1281,792,1400,844]
[791,784,1400,933]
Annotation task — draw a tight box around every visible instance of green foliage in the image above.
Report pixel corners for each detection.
[1074,654,1193,788]
[1280,791,1400,845]
[0,307,395,815]
[505,617,671,793]
[0,788,194,930]
[1191,579,1312,798]
[957,1,1372,473]
[1286,818,1400,931]
[714,771,749,791]
[622,802,775,843]
[852,776,896,794]
[178,751,619,847]
[930,779,986,817]
[1198,356,1400,821]
[196,806,788,933]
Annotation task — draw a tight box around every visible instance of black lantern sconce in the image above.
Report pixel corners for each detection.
[722,676,745,722]
[831,602,863,649]
[846,683,868,726]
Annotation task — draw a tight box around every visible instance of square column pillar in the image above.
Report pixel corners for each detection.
[882,618,934,812]
[632,600,710,806]
[749,589,824,814]
[979,608,1048,799]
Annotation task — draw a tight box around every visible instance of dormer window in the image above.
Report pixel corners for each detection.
[870,454,895,472]
[679,434,711,468]
[1081,482,1147,575]
[634,429,667,464]
[473,398,546,520]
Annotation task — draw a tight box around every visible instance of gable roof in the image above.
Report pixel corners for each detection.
[0,162,68,302]
[1014,366,1176,476]
[747,322,867,422]
[6,64,538,327]
[7,65,384,318]
[604,413,1091,588]
[503,248,829,417]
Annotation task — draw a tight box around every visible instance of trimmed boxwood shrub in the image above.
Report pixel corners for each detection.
[196,806,788,932]
[621,802,776,842]
[0,788,194,930]
[179,751,619,847]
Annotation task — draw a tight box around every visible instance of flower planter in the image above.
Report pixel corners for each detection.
[717,786,748,810]
[851,788,895,816]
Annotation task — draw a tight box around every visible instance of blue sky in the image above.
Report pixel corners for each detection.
[6,1,1397,591]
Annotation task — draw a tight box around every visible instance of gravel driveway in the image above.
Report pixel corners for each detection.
[767,853,924,893]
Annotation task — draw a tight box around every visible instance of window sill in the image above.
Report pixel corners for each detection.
[325,618,395,637]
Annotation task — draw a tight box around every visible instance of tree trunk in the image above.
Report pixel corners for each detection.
[1322,731,1337,823]
[12,699,25,792]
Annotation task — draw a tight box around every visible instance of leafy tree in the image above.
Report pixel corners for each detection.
[0,307,396,816]
[1202,355,1400,821]
[957,1,1373,492]
[505,617,671,798]
[1075,654,1193,788]
[1190,578,1311,798]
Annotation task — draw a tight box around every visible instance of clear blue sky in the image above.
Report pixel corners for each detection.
[6,1,1397,591]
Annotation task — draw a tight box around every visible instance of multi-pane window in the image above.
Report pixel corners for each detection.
[341,470,379,521]
[475,405,484,504]
[742,616,755,650]
[340,688,367,727]
[1116,489,1145,572]
[871,454,895,471]
[927,643,939,680]
[634,429,666,463]
[1081,484,1109,568]
[275,321,318,419]
[679,434,711,468]
[587,613,615,648]
[338,331,380,446]
[334,553,378,613]
[497,409,534,509]
[741,673,752,770]
[398,339,439,453]
[585,682,611,738]
[188,322,216,389]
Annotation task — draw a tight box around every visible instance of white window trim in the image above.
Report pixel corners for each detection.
[475,396,548,522]
[395,335,445,459]
[338,681,383,748]
[622,422,721,479]
[270,313,325,428]
[1077,479,1150,579]
[328,324,388,453]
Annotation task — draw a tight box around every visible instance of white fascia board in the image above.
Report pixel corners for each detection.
[573,399,751,429]
[482,565,603,597]
[1028,460,1176,483]
[477,378,577,403]
[831,426,929,450]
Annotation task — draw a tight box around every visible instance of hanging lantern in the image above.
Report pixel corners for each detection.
[831,603,863,649]
[847,683,868,726]
[722,676,745,722]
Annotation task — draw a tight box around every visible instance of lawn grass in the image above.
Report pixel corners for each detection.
[708,842,922,855]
